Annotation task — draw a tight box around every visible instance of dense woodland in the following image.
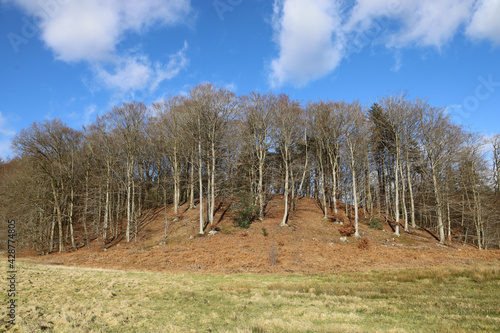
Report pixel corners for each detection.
[1,83,499,252]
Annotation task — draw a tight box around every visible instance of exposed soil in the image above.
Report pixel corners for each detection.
[21,196,500,274]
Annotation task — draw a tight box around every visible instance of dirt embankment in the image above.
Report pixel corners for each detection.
[21,196,500,274]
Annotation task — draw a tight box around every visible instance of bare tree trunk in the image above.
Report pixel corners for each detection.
[399,160,408,232]
[321,170,328,219]
[83,170,89,246]
[394,148,401,237]
[365,153,373,215]
[49,207,56,253]
[349,146,360,238]
[69,185,76,250]
[258,153,265,220]
[132,174,137,242]
[318,149,328,219]
[406,152,416,228]
[126,160,132,243]
[51,181,65,253]
[332,159,338,214]
[281,150,289,227]
[98,184,102,236]
[431,164,445,244]
[473,188,482,249]
[189,152,195,209]
[198,140,204,235]
[173,146,179,215]
[210,140,216,225]
[116,185,121,238]
[447,201,452,242]
[297,129,309,198]
[103,162,110,241]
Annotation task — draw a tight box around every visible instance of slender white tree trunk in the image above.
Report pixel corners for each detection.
[399,160,408,232]
[431,162,445,244]
[189,152,195,209]
[173,146,179,215]
[406,153,416,228]
[103,161,110,240]
[126,159,132,243]
[210,140,216,225]
[198,140,204,234]
[394,148,401,237]
[281,151,289,227]
[349,146,360,238]
[258,151,265,220]
[332,159,338,214]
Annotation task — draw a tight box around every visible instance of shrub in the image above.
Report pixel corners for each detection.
[368,218,383,230]
[262,227,268,237]
[339,224,355,236]
[233,191,257,229]
[358,238,369,250]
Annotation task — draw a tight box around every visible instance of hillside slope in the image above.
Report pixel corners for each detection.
[23,196,499,273]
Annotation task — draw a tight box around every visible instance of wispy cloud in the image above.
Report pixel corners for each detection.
[270,0,500,87]
[93,42,189,94]
[391,50,402,72]
[83,104,97,125]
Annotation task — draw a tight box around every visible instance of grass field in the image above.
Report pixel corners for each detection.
[1,261,499,332]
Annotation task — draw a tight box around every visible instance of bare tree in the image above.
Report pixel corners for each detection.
[241,92,276,220]
[342,101,367,238]
[12,119,81,252]
[153,96,186,217]
[418,105,461,244]
[273,94,303,227]
[104,102,149,242]
[308,100,331,219]
[187,83,238,232]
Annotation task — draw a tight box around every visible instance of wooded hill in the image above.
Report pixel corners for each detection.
[1,83,499,253]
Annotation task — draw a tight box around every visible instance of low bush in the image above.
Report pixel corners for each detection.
[358,238,369,250]
[233,192,257,229]
[339,224,355,236]
[368,218,383,230]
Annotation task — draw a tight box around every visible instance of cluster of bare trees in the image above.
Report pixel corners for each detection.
[1,84,499,252]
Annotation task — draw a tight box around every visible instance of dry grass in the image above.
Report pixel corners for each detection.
[1,261,499,332]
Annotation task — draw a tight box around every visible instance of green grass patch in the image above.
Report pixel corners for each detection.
[2,261,499,332]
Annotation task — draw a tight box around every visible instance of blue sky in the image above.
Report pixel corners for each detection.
[1,0,499,159]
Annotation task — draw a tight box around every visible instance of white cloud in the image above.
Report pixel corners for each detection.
[4,0,192,62]
[41,1,121,62]
[95,55,152,92]
[346,0,475,48]
[270,0,499,87]
[467,0,500,44]
[4,0,192,95]
[386,0,474,49]
[95,42,188,93]
[270,0,344,87]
